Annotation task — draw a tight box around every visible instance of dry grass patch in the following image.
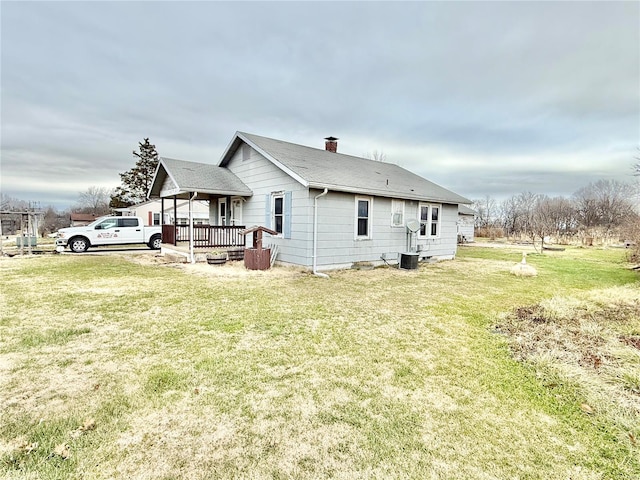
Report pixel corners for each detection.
[498,285,640,447]
[1,250,639,479]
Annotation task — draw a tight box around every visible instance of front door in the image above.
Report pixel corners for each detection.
[230,198,243,226]
[218,198,227,226]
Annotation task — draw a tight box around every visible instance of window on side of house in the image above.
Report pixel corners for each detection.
[266,192,291,238]
[273,194,284,235]
[419,203,441,238]
[431,206,439,236]
[391,199,404,227]
[153,213,160,225]
[355,197,372,239]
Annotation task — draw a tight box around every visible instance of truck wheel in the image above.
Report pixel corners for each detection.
[69,237,89,253]
[148,234,162,250]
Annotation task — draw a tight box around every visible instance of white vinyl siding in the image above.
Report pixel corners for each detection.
[225,146,307,264]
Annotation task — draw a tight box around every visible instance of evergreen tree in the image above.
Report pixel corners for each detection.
[110,138,159,207]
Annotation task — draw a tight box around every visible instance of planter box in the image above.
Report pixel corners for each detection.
[207,254,227,265]
[244,248,271,270]
[227,247,244,261]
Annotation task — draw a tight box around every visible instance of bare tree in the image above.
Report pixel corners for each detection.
[500,192,539,243]
[499,195,520,239]
[75,186,113,216]
[39,206,70,236]
[573,180,635,240]
[0,193,29,211]
[472,195,497,229]
[529,196,577,251]
[364,150,387,162]
[547,196,578,241]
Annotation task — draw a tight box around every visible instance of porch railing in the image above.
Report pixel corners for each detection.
[162,225,246,248]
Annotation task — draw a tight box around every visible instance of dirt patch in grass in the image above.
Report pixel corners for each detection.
[498,285,640,444]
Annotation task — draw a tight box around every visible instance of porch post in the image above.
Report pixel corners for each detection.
[189,192,197,264]
[173,196,177,246]
[189,193,194,263]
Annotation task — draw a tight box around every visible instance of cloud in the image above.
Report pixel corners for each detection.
[1,1,638,209]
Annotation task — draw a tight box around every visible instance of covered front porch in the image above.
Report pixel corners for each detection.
[148,156,254,263]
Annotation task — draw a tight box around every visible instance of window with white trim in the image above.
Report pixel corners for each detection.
[355,197,372,239]
[153,213,160,225]
[419,203,441,238]
[272,194,284,235]
[391,199,404,227]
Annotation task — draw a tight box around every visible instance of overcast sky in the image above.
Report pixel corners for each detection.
[2,1,638,210]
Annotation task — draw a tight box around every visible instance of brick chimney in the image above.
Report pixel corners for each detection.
[324,136,338,153]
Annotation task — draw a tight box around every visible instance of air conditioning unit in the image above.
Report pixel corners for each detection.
[400,252,419,270]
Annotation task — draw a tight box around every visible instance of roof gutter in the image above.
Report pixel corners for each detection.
[313,188,329,278]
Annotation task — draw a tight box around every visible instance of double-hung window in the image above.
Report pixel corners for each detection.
[355,197,372,239]
[391,199,404,227]
[273,194,284,235]
[266,191,291,238]
[419,203,441,238]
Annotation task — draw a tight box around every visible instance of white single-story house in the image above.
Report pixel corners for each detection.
[148,132,471,271]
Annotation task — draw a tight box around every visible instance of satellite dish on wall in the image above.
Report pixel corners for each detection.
[406,219,420,233]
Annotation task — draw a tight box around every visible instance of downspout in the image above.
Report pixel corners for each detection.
[313,188,329,278]
[189,192,198,264]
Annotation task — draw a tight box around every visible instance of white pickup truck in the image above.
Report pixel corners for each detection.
[56,216,162,253]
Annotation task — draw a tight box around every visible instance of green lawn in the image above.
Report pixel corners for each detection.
[0,247,638,479]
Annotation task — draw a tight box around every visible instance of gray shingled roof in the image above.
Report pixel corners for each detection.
[221,132,470,204]
[458,204,476,216]
[149,157,252,198]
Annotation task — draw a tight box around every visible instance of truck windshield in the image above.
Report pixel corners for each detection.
[86,217,109,228]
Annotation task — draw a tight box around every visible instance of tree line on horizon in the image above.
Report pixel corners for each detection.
[471,176,639,259]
